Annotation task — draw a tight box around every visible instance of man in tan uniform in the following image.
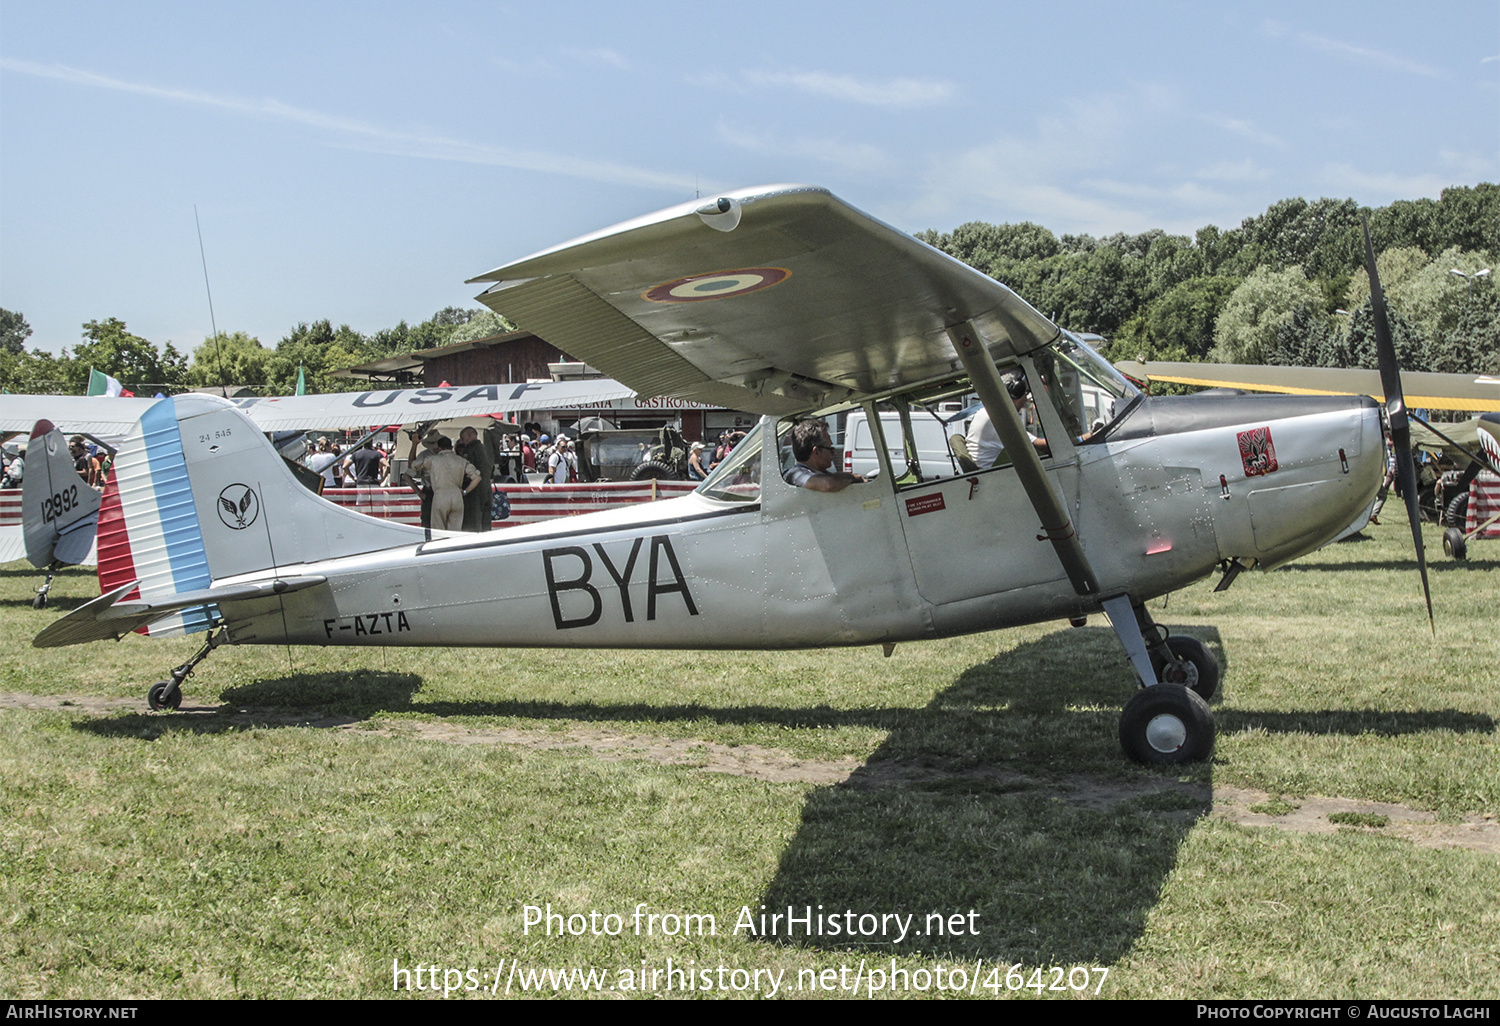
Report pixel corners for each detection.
[410,435,480,532]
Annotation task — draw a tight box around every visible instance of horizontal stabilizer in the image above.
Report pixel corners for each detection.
[33,575,327,649]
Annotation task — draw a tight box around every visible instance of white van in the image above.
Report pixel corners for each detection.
[840,409,965,480]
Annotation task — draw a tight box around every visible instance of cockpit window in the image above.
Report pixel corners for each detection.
[840,378,1049,489]
[695,421,763,503]
[1029,332,1142,441]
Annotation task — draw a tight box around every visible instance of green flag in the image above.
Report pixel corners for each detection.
[295,365,306,396]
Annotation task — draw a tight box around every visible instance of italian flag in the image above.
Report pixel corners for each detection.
[87,369,134,397]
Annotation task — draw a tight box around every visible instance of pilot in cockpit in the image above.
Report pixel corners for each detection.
[965,371,1051,470]
[782,418,868,493]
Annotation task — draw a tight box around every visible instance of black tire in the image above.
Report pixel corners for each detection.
[1443,492,1469,528]
[32,592,47,610]
[1150,635,1221,702]
[1120,684,1215,765]
[630,459,678,481]
[1443,526,1467,561]
[147,682,182,711]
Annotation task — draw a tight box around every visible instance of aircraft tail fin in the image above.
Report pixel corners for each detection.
[96,394,422,638]
[21,420,102,568]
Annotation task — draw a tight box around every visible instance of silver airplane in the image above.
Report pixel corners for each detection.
[20,185,1397,764]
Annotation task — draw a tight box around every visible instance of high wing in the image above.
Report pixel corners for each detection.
[467,184,1063,416]
[226,378,636,431]
[0,379,637,435]
[0,396,159,436]
[1113,360,1500,413]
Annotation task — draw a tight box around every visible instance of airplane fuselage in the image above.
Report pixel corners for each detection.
[210,394,1382,652]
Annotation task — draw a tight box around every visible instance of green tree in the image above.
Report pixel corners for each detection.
[446,310,515,345]
[1210,266,1323,364]
[1431,281,1500,375]
[917,221,1061,265]
[1342,246,1430,311]
[187,331,270,389]
[1144,276,1240,360]
[74,318,186,393]
[0,308,32,354]
[1331,300,1429,371]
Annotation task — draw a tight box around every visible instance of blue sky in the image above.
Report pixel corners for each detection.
[2,0,1496,357]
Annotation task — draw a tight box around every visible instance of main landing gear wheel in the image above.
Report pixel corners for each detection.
[147,682,182,711]
[1443,527,1467,561]
[1119,684,1214,765]
[32,592,47,609]
[1150,635,1220,703]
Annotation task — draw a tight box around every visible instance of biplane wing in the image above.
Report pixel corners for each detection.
[1113,360,1500,413]
[467,184,1063,416]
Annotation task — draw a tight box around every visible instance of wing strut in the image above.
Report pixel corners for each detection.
[946,321,1099,598]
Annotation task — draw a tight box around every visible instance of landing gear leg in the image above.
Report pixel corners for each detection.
[1101,595,1217,764]
[32,565,58,610]
[146,625,228,711]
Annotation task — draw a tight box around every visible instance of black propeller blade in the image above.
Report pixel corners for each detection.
[1363,215,1434,633]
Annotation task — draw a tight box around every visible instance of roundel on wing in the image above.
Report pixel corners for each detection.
[642,267,791,303]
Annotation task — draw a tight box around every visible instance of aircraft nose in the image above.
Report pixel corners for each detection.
[1209,395,1384,567]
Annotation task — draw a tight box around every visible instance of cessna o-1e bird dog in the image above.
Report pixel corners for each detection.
[20,185,1417,764]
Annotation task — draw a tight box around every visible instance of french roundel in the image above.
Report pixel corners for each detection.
[643,267,791,303]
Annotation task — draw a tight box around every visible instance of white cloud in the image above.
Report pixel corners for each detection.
[0,58,684,191]
[561,47,629,71]
[1292,31,1449,79]
[1199,113,1286,150]
[715,124,894,175]
[1194,159,1274,183]
[1321,163,1459,201]
[740,69,956,109]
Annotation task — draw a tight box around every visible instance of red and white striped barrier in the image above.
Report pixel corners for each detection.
[1468,471,1500,539]
[321,480,699,528]
[1,481,698,539]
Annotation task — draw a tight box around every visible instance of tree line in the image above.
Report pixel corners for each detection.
[2,183,1495,397]
[917,183,1497,376]
[0,307,514,396]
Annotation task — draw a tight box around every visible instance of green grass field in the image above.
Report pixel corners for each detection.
[1,521,1496,999]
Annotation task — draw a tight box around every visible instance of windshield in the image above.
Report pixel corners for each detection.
[1030,332,1142,440]
[696,421,763,503]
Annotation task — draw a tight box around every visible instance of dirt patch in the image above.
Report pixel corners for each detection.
[1210,784,1500,854]
[372,719,863,785]
[5,691,1496,853]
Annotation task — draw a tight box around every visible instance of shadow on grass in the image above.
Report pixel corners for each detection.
[1221,708,1495,737]
[2,595,91,611]
[65,624,1494,968]
[750,629,1224,966]
[0,565,94,579]
[1274,557,1495,573]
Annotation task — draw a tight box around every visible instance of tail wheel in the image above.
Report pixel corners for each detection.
[1120,684,1214,765]
[1443,527,1467,561]
[1149,635,1221,702]
[147,682,182,711]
